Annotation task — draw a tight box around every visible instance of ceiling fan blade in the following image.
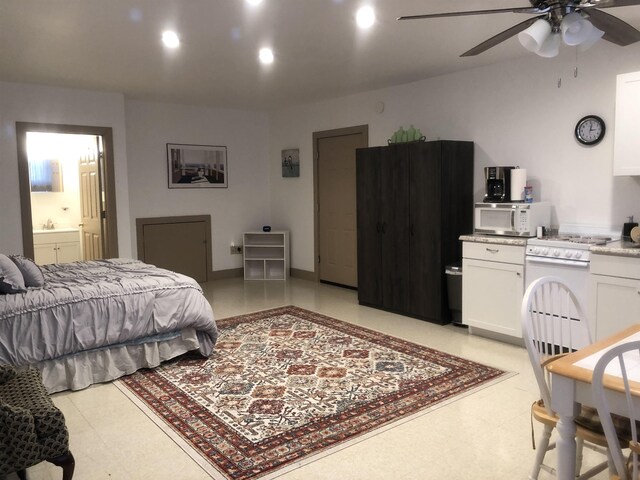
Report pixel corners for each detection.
[581,0,640,8]
[397,6,548,21]
[460,15,545,56]
[585,8,640,45]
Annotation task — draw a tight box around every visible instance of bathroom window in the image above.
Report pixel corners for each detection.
[29,158,63,192]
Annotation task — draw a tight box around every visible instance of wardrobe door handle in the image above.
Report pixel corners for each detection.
[376,222,381,234]
[381,222,386,234]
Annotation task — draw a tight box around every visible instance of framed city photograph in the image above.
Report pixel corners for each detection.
[167,143,227,188]
[281,148,300,177]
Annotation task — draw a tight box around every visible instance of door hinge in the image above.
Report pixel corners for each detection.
[101,210,106,219]
[318,255,321,264]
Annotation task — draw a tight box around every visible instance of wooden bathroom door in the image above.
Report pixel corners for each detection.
[79,136,104,260]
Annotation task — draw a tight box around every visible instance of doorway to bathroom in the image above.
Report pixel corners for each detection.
[16,122,119,263]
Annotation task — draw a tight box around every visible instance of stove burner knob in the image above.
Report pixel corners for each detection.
[574,251,583,259]
[553,249,561,257]
[542,248,549,255]
[532,247,541,254]
[565,250,573,258]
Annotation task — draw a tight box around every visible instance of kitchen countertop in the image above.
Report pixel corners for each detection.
[590,240,640,258]
[459,234,528,247]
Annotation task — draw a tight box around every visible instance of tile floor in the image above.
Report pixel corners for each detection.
[7,277,611,480]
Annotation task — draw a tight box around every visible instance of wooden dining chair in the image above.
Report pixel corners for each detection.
[591,340,640,480]
[522,276,612,479]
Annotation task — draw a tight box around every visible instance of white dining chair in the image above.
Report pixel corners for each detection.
[522,276,612,479]
[591,340,640,480]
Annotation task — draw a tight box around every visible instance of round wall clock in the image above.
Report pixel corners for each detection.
[575,115,606,146]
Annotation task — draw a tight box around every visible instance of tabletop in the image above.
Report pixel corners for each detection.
[547,324,640,395]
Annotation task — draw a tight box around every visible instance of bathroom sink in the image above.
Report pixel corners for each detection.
[33,227,79,234]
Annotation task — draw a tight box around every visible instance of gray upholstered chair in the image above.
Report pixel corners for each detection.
[0,364,75,480]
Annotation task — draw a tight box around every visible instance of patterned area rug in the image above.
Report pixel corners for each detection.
[116,306,508,480]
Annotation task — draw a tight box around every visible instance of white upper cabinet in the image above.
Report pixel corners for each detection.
[614,71,640,176]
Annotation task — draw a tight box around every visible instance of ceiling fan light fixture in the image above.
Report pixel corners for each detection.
[561,12,594,46]
[578,24,605,51]
[518,19,552,53]
[537,32,561,57]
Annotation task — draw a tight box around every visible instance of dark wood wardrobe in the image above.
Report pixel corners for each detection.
[355,140,474,324]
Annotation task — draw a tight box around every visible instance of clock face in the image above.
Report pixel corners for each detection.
[575,115,606,146]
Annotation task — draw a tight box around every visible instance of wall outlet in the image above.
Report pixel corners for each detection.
[230,245,243,255]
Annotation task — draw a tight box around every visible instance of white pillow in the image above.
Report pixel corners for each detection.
[0,253,27,294]
[10,255,45,288]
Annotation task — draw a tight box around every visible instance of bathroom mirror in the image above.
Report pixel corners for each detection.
[29,158,63,192]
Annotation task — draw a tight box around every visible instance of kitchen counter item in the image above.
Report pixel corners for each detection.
[622,216,638,241]
[473,202,551,237]
[459,233,528,246]
[510,168,527,202]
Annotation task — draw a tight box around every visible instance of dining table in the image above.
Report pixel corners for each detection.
[547,324,640,480]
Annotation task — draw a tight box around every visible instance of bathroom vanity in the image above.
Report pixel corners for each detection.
[33,228,81,265]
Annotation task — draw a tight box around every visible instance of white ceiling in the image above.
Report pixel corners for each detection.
[1,0,639,111]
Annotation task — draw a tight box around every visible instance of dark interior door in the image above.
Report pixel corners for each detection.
[380,145,411,312]
[356,147,382,306]
[409,142,442,320]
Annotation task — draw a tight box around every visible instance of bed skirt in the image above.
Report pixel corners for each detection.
[37,328,201,393]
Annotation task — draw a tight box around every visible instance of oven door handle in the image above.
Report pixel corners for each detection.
[526,256,589,267]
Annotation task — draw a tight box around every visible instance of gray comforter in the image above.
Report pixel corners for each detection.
[0,258,218,366]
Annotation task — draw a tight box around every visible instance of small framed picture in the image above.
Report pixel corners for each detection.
[167,143,227,188]
[281,149,300,177]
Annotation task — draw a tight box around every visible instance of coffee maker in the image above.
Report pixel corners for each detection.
[483,166,514,203]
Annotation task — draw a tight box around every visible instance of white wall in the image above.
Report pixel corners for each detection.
[0,81,132,257]
[269,43,640,273]
[124,100,270,272]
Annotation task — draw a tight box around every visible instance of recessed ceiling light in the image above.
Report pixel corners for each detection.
[356,6,375,29]
[162,31,180,49]
[259,47,274,64]
[246,0,263,5]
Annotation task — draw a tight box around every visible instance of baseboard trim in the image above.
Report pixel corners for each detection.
[209,268,243,280]
[290,268,316,281]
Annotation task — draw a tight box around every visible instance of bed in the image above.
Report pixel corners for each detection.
[0,257,218,393]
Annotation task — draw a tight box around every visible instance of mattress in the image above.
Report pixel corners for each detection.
[0,258,217,371]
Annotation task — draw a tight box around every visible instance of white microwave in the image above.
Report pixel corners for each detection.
[474,202,551,237]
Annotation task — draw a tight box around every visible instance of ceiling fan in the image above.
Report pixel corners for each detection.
[398,0,640,57]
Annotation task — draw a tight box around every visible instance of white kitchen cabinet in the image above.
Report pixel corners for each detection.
[243,231,289,280]
[589,254,640,340]
[33,230,81,265]
[462,242,525,339]
[614,70,640,176]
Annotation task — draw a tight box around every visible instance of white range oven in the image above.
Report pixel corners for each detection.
[525,231,618,340]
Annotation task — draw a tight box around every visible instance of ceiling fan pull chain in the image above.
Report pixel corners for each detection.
[574,48,579,79]
[558,76,562,88]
